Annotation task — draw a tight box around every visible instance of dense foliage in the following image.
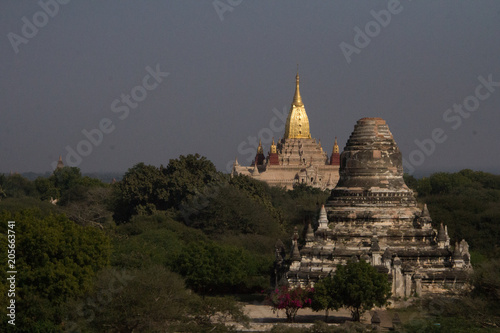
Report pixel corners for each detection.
[112,154,222,223]
[312,260,391,322]
[404,169,500,256]
[173,240,257,294]
[0,209,110,331]
[112,163,169,222]
[311,271,340,320]
[65,265,249,332]
[0,160,499,330]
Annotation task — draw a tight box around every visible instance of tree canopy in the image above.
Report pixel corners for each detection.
[312,260,391,321]
[405,169,500,256]
[112,162,169,222]
[163,153,222,209]
[112,154,223,223]
[2,160,499,330]
[172,240,253,294]
[311,272,341,321]
[65,265,248,332]
[0,209,110,331]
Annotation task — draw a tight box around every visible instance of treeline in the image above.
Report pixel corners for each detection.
[1,157,500,331]
[0,154,329,332]
[404,169,500,258]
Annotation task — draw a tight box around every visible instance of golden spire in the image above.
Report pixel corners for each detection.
[333,137,339,153]
[270,137,277,154]
[284,70,311,139]
[292,73,304,107]
[257,139,263,154]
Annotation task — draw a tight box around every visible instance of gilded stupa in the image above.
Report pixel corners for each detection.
[284,73,311,140]
[232,73,340,190]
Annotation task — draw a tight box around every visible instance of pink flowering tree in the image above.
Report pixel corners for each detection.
[267,285,314,322]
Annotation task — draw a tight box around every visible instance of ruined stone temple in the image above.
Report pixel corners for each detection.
[280,117,472,297]
[232,73,340,190]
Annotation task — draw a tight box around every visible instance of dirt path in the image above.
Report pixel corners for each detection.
[237,303,397,331]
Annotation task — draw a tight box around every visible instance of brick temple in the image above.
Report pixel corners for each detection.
[280,117,472,297]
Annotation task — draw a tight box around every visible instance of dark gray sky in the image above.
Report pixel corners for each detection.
[1,1,499,176]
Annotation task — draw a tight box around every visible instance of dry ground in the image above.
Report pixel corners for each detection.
[234,302,400,332]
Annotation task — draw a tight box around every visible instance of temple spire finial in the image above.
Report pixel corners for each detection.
[333,137,339,154]
[257,139,263,154]
[56,155,64,170]
[293,68,303,107]
[270,137,277,154]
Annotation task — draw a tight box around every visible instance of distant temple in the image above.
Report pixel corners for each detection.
[279,118,472,297]
[56,155,64,170]
[232,73,340,190]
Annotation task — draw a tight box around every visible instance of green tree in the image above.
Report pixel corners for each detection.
[51,166,83,193]
[403,173,418,191]
[34,176,59,201]
[473,258,500,303]
[230,175,284,223]
[315,260,391,321]
[0,185,6,201]
[459,169,500,190]
[67,266,188,332]
[112,163,169,222]
[416,170,500,255]
[184,184,281,236]
[416,176,432,196]
[289,184,330,229]
[0,209,110,331]
[68,265,249,332]
[2,174,37,198]
[311,275,341,322]
[62,186,113,228]
[163,153,222,209]
[429,172,453,194]
[188,295,249,332]
[57,174,107,206]
[172,240,250,294]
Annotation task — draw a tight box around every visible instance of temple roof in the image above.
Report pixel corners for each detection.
[331,117,414,196]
